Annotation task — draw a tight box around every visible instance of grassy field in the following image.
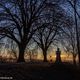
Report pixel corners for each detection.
[0,62,80,80]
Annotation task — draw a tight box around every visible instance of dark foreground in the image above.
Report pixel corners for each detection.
[0,62,80,80]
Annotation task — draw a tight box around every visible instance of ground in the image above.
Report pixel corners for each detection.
[0,62,80,80]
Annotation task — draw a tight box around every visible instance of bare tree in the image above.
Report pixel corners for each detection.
[60,24,77,64]
[33,26,57,62]
[0,0,47,62]
[25,44,38,61]
[9,39,18,60]
[33,3,67,62]
[67,0,80,64]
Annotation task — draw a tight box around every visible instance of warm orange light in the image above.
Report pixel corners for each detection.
[0,49,79,63]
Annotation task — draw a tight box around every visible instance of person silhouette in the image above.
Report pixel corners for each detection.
[50,55,52,62]
[56,48,61,63]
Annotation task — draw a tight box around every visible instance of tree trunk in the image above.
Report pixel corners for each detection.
[73,55,76,65]
[43,50,47,62]
[78,53,80,64]
[73,0,80,64]
[17,45,25,62]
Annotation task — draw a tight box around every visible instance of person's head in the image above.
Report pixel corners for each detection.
[57,48,60,51]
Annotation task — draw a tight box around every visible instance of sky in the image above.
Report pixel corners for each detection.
[0,0,80,63]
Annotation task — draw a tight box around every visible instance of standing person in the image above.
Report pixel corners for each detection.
[56,48,61,63]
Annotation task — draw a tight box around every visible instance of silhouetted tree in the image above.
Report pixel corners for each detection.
[25,44,38,61]
[7,39,18,60]
[67,0,80,64]
[33,3,68,62]
[10,40,17,60]
[60,24,77,64]
[0,0,47,62]
[33,26,57,62]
